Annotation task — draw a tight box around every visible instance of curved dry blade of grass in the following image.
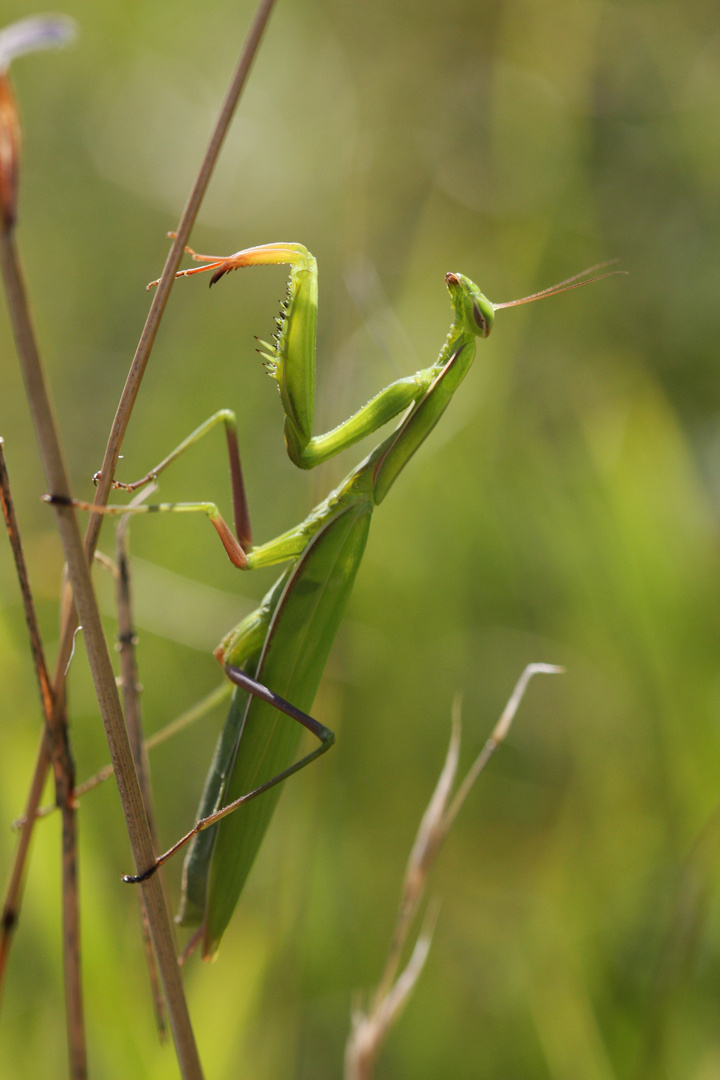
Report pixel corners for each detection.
[0,14,75,65]
[0,16,76,226]
[345,664,564,1080]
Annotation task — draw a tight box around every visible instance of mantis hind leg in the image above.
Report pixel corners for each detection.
[124,666,334,891]
[222,663,335,795]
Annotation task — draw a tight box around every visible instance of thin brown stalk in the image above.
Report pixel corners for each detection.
[14,682,232,827]
[115,506,167,1039]
[0,225,202,1078]
[0,438,85,1076]
[0,443,53,988]
[2,2,278,1076]
[14,0,278,868]
[89,0,278,527]
[0,730,50,972]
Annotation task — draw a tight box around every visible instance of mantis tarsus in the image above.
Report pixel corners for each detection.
[50,242,620,958]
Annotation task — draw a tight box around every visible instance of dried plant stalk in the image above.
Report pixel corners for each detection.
[345,664,564,1080]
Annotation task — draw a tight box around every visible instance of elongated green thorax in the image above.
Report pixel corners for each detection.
[202,501,371,956]
[368,272,495,504]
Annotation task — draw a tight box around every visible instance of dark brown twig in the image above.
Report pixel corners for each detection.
[0,437,85,1075]
[115,495,167,1040]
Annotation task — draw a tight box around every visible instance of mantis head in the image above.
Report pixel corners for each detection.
[445,272,495,339]
[446,260,626,340]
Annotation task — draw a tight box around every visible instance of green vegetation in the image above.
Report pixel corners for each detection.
[1,1,719,1077]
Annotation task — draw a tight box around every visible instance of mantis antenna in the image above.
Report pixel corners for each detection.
[492,259,626,311]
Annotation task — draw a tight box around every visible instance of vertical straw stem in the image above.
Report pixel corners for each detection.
[0,440,86,1077]
[4,3,277,1074]
[0,222,203,1079]
[116,508,168,1038]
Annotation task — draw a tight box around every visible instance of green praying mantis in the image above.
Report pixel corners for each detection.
[49,242,620,958]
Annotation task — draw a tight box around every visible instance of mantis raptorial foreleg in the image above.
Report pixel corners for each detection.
[151,243,622,472]
[152,243,467,469]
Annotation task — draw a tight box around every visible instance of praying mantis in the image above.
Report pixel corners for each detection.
[50,242,619,958]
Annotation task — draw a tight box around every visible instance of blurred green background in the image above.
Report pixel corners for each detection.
[2,0,720,1077]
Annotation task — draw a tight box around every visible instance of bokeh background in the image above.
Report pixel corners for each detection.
[1,0,720,1077]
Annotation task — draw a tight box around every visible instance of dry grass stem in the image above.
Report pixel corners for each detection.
[0,436,85,1074]
[14,682,232,828]
[2,3,278,1075]
[344,663,564,1080]
[0,16,201,1076]
[115,499,167,1039]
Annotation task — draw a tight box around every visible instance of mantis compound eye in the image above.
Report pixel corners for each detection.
[472,299,490,335]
